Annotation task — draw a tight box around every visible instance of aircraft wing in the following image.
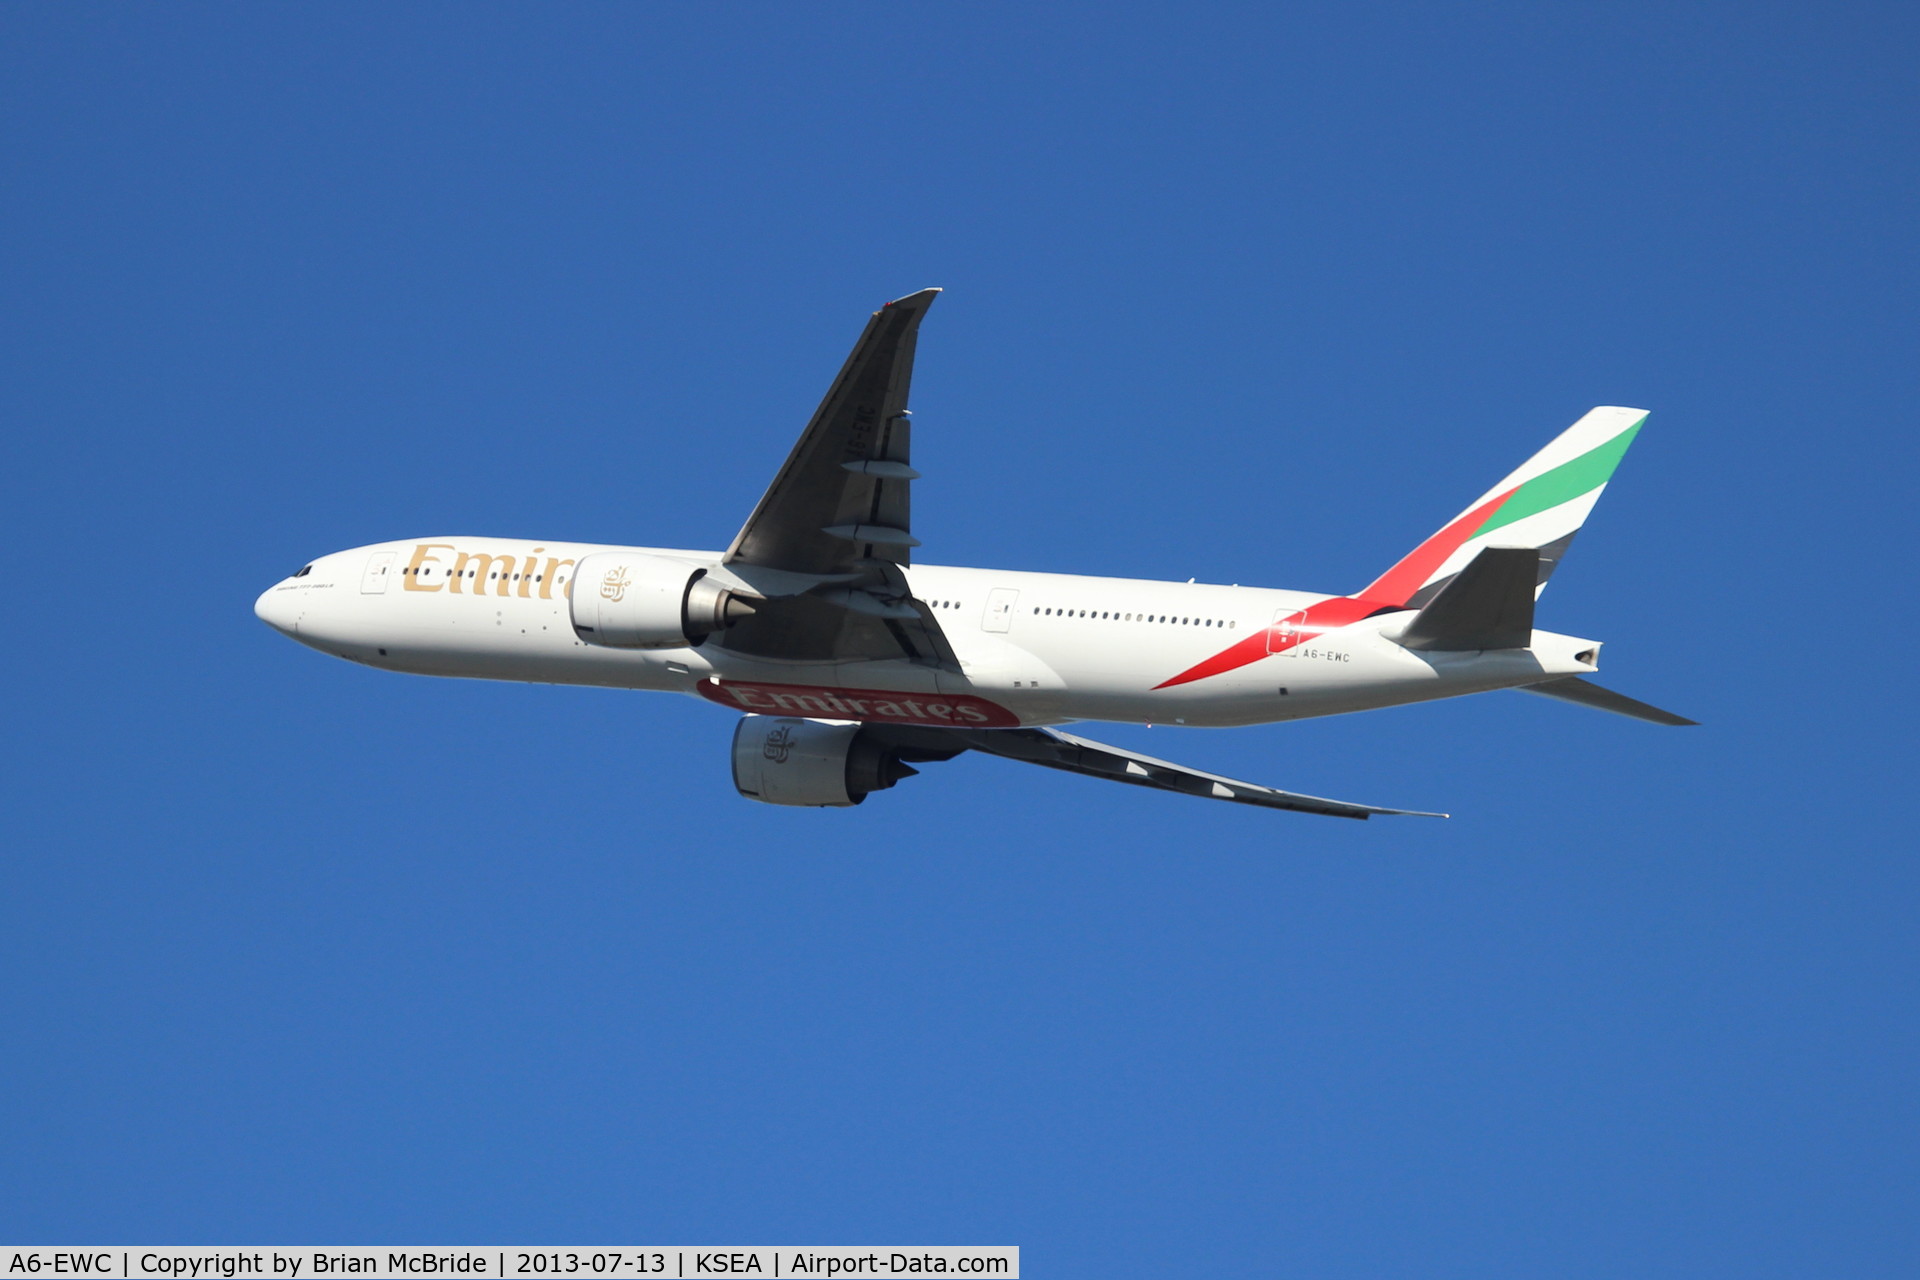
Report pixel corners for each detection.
[716,289,957,667]
[870,724,1447,819]
[726,288,937,575]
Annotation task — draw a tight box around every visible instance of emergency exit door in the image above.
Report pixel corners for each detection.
[983,588,1020,633]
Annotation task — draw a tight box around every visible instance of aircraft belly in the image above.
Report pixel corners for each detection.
[936,634,1065,719]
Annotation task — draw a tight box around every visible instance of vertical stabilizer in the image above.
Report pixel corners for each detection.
[1359,406,1647,608]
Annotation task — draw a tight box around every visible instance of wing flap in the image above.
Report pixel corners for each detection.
[869,724,1446,819]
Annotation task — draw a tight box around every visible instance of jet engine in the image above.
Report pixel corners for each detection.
[731,716,922,807]
[569,551,758,649]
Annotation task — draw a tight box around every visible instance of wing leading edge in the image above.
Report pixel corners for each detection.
[715,288,956,667]
[725,288,939,575]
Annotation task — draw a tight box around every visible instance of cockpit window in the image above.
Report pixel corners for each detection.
[293,564,313,578]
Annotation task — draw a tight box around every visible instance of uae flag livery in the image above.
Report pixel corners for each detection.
[1157,406,1648,689]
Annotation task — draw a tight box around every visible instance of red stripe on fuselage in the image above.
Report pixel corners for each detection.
[1152,488,1516,690]
[1357,487,1516,607]
[1153,595,1382,689]
[1152,630,1270,690]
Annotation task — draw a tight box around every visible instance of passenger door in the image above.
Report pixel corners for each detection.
[361,551,396,594]
[983,588,1020,633]
[1269,608,1308,655]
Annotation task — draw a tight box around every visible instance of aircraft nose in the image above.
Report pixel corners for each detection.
[254,583,300,635]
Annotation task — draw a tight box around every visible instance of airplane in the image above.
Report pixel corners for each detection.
[255,288,1691,819]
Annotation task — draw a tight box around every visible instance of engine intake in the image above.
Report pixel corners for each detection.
[570,551,757,649]
[731,716,919,807]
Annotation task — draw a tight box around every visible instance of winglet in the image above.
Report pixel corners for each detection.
[882,287,942,309]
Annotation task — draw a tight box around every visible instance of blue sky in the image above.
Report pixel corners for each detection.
[2,3,1915,1274]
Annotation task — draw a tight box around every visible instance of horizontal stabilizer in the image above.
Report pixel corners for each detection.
[1398,546,1539,651]
[1520,676,1697,726]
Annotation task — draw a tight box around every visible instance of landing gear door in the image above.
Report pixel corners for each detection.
[361,551,396,594]
[983,588,1020,633]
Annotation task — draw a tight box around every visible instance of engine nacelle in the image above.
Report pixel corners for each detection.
[731,716,919,807]
[570,551,756,649]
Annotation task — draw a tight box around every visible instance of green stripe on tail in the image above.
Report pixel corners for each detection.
[1476,415,1645,538]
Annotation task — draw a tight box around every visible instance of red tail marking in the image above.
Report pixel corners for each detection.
[1153,487,1519,691]
[1357,487,1516,606]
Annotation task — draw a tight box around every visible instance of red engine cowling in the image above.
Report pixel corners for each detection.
[569,551,756,649]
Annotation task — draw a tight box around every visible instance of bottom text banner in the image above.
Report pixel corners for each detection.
[1,1250,1016,1280]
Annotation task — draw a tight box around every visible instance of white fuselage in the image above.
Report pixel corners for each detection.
[257,537,1602,731]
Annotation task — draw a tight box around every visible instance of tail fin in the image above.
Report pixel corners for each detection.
[1358,406,1647,608]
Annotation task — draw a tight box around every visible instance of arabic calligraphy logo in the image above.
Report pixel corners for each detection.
[763,724,796,764]
[600,565,631,603]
